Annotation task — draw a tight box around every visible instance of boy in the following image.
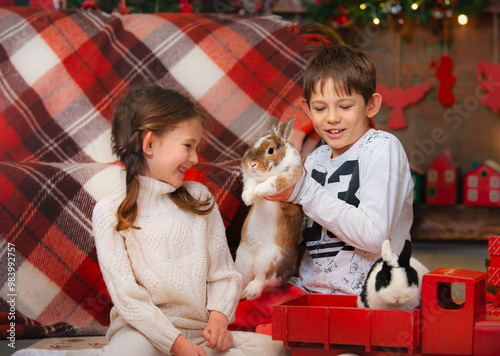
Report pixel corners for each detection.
[232,43,414,330]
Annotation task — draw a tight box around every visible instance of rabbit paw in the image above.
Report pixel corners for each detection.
[243,280,264,301]
[253,182,275,198]
[241,189,255,206]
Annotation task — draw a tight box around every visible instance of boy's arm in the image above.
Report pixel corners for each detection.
[283,138,413,254]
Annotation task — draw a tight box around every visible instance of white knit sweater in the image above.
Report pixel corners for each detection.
[92,175,242,354]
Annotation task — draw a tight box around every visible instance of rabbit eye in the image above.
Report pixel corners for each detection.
[267,147,274,155]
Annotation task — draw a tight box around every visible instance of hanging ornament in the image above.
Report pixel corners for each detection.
[81,0,98,10]
[377,34,431,129]
[180,0,193,13]
[431,55,456,106]
[377,84,432,129]
[476,4,500,113]
[477,61,500,113]
[330,4,352,29]
[430,11,456,107]
[113,0,130,15]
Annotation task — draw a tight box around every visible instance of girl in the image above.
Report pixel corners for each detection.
[15,85,289,356]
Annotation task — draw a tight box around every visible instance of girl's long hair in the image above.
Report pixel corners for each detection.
[111,84,213,231]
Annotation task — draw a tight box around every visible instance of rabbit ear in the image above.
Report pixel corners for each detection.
[266,117,280,133]
[276,117,295,141]
[398,240,412,267]
[380,239,394,261]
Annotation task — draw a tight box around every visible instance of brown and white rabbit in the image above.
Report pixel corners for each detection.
[357,239,429,310]
[235,117,304,300]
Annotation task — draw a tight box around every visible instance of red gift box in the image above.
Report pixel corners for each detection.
[492,255,500,268]
[488,236,500,256]
[488,267,500,286]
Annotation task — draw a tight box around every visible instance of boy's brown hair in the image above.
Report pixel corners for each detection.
[302,44,377,106]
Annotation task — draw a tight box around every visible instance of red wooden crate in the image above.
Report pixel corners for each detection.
[272,294,420,353]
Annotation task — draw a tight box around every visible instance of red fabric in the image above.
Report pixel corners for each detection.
[0,162,116,338]
[0,7,312,227]
[255,323,272,336]
[30,0,54,7]
[229,284,305,331]
[486,288,500,316]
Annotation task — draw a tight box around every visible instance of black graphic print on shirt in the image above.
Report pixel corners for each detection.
[304,160,359,259]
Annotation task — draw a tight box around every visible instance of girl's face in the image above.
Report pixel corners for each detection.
[302,77,381,159]
[143,118,203,188]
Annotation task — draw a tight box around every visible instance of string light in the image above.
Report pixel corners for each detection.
[304,0,484,27]
[458,14,468,25]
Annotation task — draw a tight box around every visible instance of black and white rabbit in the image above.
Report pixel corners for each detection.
[235,117,304,300]
[357,239,429,310]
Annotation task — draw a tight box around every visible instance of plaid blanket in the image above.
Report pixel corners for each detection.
[0,8,311,338]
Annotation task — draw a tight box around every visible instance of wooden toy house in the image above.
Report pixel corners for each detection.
[464,160,500,207]
[425,149,458,205]
[411,165,425,204]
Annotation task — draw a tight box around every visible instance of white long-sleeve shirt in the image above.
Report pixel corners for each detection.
[289,129,414,295]
[92,175,242,354]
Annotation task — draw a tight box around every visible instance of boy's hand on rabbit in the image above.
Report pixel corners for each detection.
[202,310,232,351]
[264,186,294,202]
[170,335,207,356]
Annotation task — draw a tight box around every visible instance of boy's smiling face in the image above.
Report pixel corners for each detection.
[302,77,381,159]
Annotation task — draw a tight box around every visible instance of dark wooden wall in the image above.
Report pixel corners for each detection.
[364,13,500,174]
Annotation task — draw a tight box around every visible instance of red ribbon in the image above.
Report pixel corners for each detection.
[487,290,500,308]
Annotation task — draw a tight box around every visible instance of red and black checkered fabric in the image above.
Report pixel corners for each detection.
[0,7,312,338]
[0,161,120,338]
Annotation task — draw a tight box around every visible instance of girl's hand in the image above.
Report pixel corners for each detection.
[202,310,232,351]
[171,335,207,356]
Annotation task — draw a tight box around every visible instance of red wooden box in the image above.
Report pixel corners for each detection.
[272,294,420,354]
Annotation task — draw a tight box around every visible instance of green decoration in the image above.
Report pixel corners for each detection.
[302,0,485,26]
